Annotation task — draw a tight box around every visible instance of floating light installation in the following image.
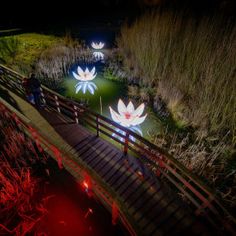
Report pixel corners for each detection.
[109,99,147,141]
[72,66,97,81]
[73,66,98,95]
[91,42,105,50]
[109,99,147,127]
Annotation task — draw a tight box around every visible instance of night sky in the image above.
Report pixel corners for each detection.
[0,0,235,29]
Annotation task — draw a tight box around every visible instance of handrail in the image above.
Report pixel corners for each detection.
[0,97,137,236]
[0,64,235,233]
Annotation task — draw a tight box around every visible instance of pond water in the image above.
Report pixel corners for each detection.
[60,51,162,142]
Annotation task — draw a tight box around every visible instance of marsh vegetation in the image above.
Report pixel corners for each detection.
[116,10,236,211]
[0,10,235,213]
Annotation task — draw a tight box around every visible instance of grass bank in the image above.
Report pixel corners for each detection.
[0,33,62,74]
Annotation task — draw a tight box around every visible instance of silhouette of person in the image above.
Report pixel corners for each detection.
[28,73,41,107]
[22,77,34,104]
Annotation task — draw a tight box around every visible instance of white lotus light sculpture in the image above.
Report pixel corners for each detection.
[75,81,97,95]
[109,99,147,127]
[73,66,97,95]
[72,66,97,81]
[93,51,104,60]
[91,42,105,50]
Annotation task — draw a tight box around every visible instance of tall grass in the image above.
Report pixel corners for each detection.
[35,36,93,89]
[117,11,236,143]
[148,128,236,213]
[0,107,49,235]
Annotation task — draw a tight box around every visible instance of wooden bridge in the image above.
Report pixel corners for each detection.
[0,64,235,236]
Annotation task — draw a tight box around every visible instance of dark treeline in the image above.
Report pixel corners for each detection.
[1,0,235,29]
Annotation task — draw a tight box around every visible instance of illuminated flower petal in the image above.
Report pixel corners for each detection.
[131,114,147,126]
[77,66,84,77]
[85,67,89,74]
[132,103,145,117]
[117,99,127,115]
[127,101,134,113]
[109,99,147,127]
[72,71,81,81]
[73,66,97,81]
[109,107,122,124]
[90,67,95,75]
[91,42,105,49]
[118,116,132,127]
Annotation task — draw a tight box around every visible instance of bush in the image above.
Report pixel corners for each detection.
[0,37,19,63]
[0,106,49,235]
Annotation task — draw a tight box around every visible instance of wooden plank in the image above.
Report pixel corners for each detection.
[93,152,120,173]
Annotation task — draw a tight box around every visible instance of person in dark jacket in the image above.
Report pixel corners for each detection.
[28,73,41,107]
[22,77,34,104]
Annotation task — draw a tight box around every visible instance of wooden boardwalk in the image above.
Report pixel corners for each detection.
[41,108,212,236]
[0,67,226,235]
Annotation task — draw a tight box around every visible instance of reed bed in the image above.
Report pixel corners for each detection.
[117,10,236,212]
[0,107,49,235]
[117,11,236,143]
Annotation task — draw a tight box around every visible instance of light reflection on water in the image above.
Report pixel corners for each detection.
[75,81,98,95]
[93,51,104,61]
[63,45,161,141]
[112,125,143,143]
[63,75,162,141]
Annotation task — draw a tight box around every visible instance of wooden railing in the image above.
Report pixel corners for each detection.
[0,64,235,234]
[0,98,137,236]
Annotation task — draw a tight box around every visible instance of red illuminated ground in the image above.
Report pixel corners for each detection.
[37,160,129,236]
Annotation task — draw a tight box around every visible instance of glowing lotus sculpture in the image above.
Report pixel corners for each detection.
[72,66,97,81]
[91,42,105,49]
[73,66,97,95]
[93,51,104,60]
[109,99,147,127]
[75,81,97,95]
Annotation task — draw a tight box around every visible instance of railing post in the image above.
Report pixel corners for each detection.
[96,115,100,137]
[51,145,63,169]
[74,105,79,124]
[124,131,129,155]
[54,95,60,113]
[40,87,46,105]
[112,202,119,225]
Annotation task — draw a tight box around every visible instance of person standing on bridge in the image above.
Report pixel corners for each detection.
[28,73,41,108]
[22,77,35,104]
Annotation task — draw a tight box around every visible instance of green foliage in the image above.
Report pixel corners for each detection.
[103,67,124,82]
[0,37,20,63]
[35,38,86,89]
[0,33,90,89]
[1,33,61,74]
